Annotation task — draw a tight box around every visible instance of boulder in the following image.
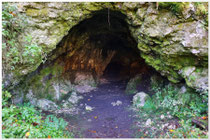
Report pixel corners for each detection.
[56,92,83,116]
[74,72,97,87]
[179,86,187,94]
[133,92,150,108]
[145,119,152,126]
[126,74,142,94]
[67,92,83,105]
[37,99,58,111]
[180,66,208,92]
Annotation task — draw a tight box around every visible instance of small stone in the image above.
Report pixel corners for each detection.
[145,119,152,126]
[85,104,94,111]
[37,99,58,111]
[179,86,187,94]
[116,100,122,105]
[87,119,92,122]
[168,124,176,129]
[191,49,200,54]
[133,92,150,107]
[68,92,83,104]
[168,115,172,119]
[111,100,122,106]
[160,115,165,120]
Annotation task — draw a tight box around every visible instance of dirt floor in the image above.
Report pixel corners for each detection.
[63,75,138,138]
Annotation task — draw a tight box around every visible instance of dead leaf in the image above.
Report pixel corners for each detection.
[32,122,39,126]
[201,116,207,120]
[89,130,97,133]
[2,125,6,130]
[25,132,30,137]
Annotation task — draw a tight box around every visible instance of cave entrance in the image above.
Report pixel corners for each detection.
[103,62,125,78]
[55,9,153,86]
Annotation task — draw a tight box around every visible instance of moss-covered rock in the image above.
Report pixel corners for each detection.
[26,8,49,17]
[125,74,142,94]
[133,92,150,108]
[180,66,208,92]
[74,72,97,87]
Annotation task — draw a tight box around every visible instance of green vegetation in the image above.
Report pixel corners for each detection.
[2,3,43,71]
[141,98,156,111]
[2,90,73,138]
[151,84,208,120]
[194,2,208,15]
[158,2,190,14]
[134,82,208,138]
[165,119,208,138]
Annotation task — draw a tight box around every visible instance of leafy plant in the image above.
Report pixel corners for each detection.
[142,98,156,111]
[2,3,44,71]
[2,90,73,138]
[134,82,208,138]
[149,84,208,120]
[2,90,12,107]
[164,120,208,138]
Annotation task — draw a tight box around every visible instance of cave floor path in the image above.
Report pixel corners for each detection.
[69,77,138,138]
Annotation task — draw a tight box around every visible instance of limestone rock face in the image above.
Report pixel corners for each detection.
[134,12,208,85]
[180,66,208,92]
[22,63,74,102]
[3,2,208,99]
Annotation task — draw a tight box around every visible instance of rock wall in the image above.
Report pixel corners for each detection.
[3,2,208,94]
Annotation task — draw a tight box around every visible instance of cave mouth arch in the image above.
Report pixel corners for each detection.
[10,8,163,105]
[24,9,158,101]
[51,9,155,85]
